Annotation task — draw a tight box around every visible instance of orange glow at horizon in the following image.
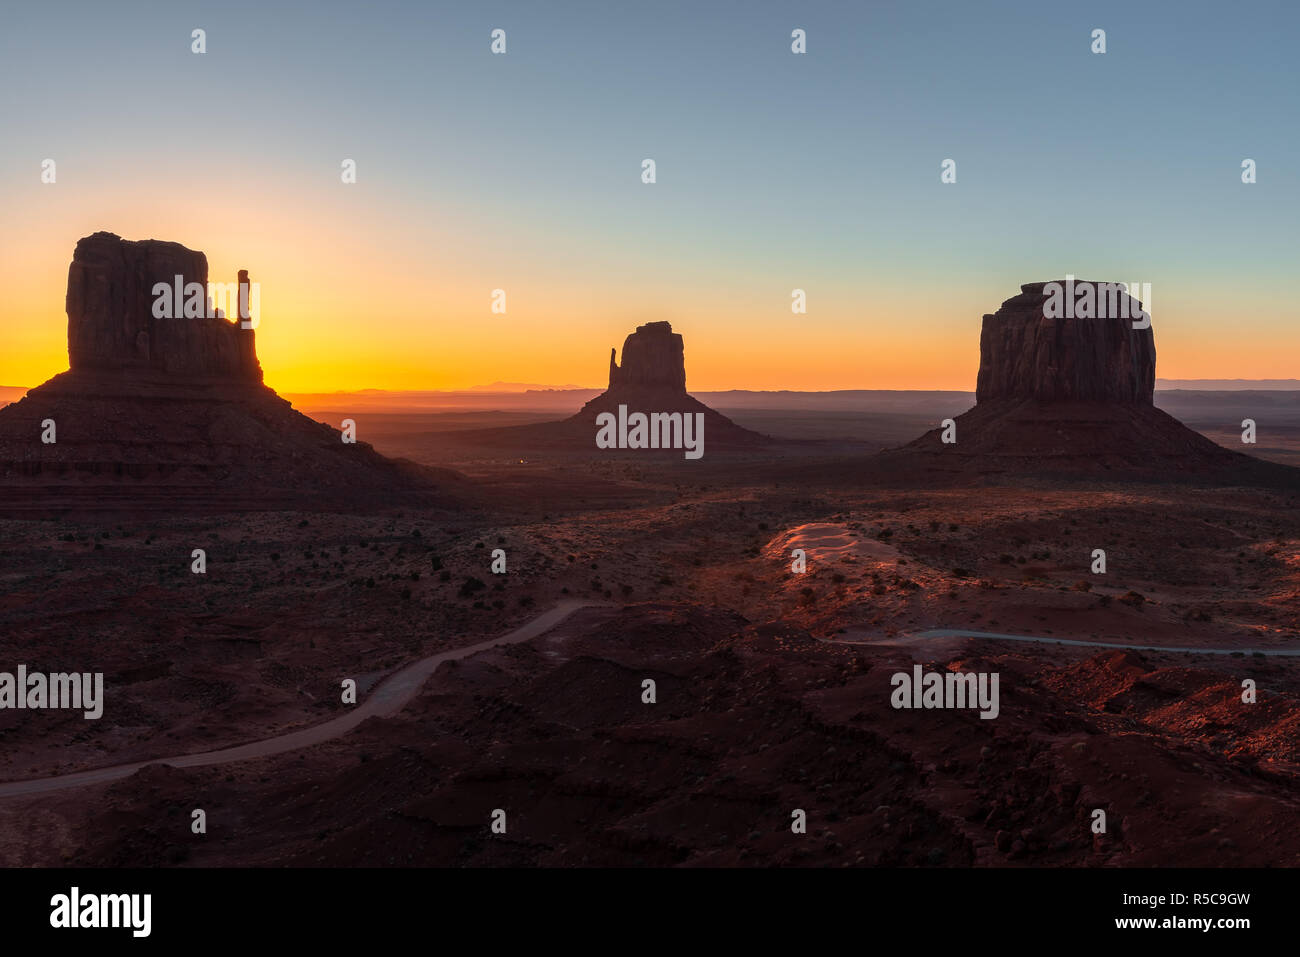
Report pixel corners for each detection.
[3,173,1298,394]
[8,282,1300,395]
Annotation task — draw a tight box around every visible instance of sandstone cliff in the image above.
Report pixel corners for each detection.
[976,281,1153,404]
[0,233,460,514]
[607,321,688,394]
[66,232,261,381]
[897,281,1296,485]
[575,322,767,448]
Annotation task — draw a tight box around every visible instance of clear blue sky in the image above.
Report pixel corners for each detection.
[1,0,1296,390]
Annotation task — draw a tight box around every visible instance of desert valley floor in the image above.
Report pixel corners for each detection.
[2,408,1299,867]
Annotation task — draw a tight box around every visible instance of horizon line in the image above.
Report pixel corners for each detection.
[6,379,1300,396]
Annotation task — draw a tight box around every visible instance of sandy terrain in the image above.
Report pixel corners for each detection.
[1,408,1298,866]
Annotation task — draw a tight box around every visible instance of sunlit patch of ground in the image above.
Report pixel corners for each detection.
[765,522,899,564]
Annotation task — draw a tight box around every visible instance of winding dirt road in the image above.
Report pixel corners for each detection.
[0,600,600,800]
[6,605,1295,800]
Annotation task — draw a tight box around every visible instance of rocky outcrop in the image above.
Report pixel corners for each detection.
[444,321,768,453]
[976,281,1153,403]
[607,321,687,394]
[66,232,261,381]
[0,233,461,514]
[894,281,1297,486]
[574,322,766,448]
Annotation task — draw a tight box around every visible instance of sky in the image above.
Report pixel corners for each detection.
[1,0,1297,392]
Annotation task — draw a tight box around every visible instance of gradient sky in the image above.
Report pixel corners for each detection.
[2,0,1297,391]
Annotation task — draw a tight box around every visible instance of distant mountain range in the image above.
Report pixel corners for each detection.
[1155,379,1300,390]
[465,381,589,392]
[5,380,1300,414]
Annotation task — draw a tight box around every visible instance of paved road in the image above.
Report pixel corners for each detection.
[0,600,600,799]
[828,627,1300,657]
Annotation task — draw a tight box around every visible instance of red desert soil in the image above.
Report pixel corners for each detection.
[2,474,1298,867]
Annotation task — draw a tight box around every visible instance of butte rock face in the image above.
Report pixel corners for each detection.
[66,232,262,381]
[573,321,767,448]
[441,320,768,454]
[976,282,1154,404]
[899,281,1296,484]
[0,233,461,515]
[606,321,688,394]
